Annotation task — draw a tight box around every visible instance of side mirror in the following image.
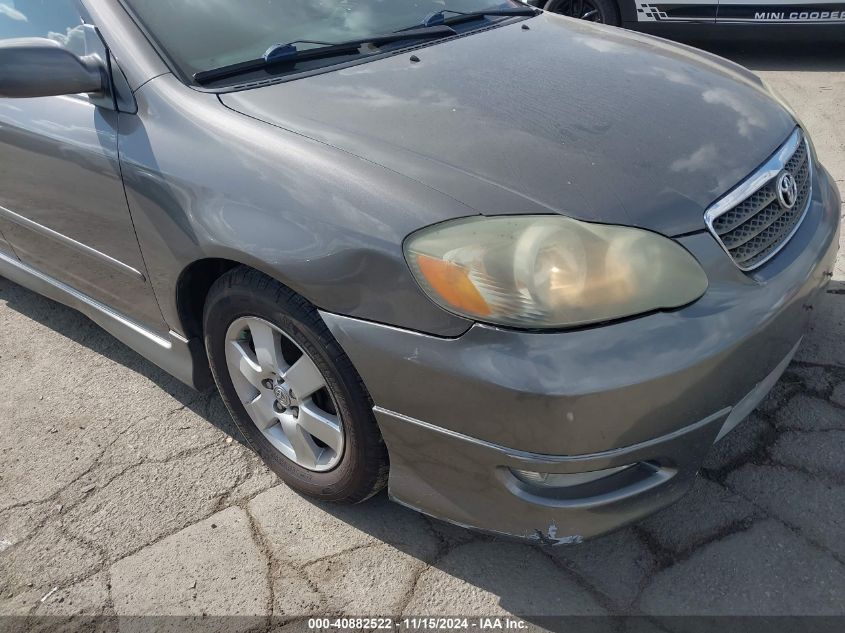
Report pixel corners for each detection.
[0,37,106,99]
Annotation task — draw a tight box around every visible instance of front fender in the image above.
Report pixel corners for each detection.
[118,75,474,338]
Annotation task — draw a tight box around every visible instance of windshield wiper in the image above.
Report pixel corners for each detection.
[420,6,539,28]
[194,25,457,86]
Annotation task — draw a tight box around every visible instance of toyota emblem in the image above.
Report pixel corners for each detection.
[776,170,798,210]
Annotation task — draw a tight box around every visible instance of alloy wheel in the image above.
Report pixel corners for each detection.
[224,316,345,472]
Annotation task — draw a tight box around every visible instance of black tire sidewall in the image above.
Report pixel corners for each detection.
[544,0,621,25]
[204,274,385,502]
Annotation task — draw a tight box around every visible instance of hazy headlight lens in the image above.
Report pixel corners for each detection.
[404,216,708,329]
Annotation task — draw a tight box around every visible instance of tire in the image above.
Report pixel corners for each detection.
[203,266,389,503]
[543,0,621,25]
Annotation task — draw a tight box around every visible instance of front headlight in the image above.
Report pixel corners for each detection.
[404,215,708,329]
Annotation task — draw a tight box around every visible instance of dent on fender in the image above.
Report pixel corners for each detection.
[119,75,475,338]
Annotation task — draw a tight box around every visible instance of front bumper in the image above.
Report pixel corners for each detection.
[322,166,841,542]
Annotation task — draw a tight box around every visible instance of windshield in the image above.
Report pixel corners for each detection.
[121,0,523,82]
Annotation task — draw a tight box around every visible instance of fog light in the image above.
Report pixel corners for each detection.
[511,464,634,488]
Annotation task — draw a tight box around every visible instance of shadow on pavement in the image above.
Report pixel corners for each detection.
[0,276,243,444]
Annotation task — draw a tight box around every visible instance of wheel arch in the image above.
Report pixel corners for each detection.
[175,255,309,341]
[174,255,367,393]
[176,257,241,340]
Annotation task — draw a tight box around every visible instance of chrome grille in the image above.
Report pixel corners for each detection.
[705,129,812,272]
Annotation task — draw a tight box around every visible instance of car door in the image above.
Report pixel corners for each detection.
[0,0,167,331]
[717,0,845,22]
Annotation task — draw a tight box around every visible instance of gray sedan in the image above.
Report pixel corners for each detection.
[0,0,839,543]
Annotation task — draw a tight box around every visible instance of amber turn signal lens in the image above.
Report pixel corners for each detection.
[415,254,491,316]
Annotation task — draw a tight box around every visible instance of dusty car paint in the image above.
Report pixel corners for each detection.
[0,0,839,540]
[221,14,796,237]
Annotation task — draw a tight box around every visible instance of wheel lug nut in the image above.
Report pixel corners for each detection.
[262,379,274,390]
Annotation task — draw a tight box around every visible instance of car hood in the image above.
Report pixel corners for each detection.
[220,12,795,235]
